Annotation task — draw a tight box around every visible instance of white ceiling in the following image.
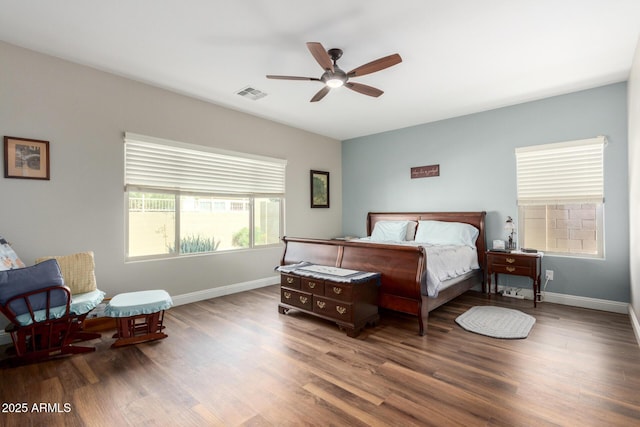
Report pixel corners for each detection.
[1,1,639,140]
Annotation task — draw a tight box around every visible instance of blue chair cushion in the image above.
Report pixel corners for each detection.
[0,259,68,316]
[14,289,106,326]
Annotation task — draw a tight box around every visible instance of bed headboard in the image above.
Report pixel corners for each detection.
[366,211,487,269]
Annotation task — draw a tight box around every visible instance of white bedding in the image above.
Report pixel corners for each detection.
[422,244,479,296]
[355,237,479,297]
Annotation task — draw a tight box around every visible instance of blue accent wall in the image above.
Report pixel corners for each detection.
[342,83,629,302]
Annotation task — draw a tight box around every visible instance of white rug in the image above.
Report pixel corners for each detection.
[455,306,536,339]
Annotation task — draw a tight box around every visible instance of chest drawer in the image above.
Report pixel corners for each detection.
[301,278,325,295]
[281,273,300,289]
[325,282,352,302]
[313,296,353,322]
[280,288,313,311]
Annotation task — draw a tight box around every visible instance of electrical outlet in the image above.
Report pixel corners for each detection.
[545,270,554,280]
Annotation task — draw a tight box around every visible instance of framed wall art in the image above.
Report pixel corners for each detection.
[310,170,329,208]
[410,164,440,179]
[4,136,50,180]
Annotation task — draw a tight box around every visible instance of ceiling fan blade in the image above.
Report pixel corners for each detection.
[347,53,402,77]
[266,75,321,81]
[306,42,334,72]
[310,86,331,102]
[345,82,384,97]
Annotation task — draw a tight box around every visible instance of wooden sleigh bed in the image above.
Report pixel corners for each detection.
[280,211,486,335]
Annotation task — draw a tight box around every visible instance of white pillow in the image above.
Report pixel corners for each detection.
[370,221,409,242]
[414,220,479,247]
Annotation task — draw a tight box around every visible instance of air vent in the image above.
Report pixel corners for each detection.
[236,86,267,101]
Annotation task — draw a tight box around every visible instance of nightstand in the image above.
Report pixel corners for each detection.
[486,251,542,307]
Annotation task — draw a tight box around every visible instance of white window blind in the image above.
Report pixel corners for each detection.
[515,136,606,206]
[124,133,286,195]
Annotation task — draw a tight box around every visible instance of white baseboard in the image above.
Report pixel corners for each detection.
[629,305,640,347]
[170,276,279,306]
[0,276,280,347]
[497,285,628,313]
[541,291,629,314]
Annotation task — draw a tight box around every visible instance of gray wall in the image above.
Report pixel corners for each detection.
[0,41,342,331]
[343,83,629,303]
[629,38,640,323]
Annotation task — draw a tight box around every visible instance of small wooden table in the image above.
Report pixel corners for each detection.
[486,251,542,307]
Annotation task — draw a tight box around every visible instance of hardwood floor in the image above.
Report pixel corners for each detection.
[1,286,639,426]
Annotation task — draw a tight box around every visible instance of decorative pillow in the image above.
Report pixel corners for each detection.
[0,236,25,271]
[35,251,97,295]
[405,221,418,241]
[370,221,409,242]
[414,220,479,247]
[0,259,68,316]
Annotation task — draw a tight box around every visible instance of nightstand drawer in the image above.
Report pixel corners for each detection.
[491,264,533,276]
[487,254,537,269]
[281,288,313,311]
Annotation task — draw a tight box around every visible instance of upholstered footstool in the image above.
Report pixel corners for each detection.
[104,290,173,348]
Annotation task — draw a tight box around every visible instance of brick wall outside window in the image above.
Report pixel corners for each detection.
[521,204,598,255]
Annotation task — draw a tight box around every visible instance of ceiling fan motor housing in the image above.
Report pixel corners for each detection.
[322,67,347,87]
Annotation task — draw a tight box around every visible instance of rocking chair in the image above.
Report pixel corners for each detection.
[0,256,105,362]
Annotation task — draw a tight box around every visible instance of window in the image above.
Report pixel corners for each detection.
[124,133,286,260]
[515,136,606,258]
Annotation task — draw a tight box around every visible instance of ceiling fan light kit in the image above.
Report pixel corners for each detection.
[325,78,345,88]
[266,42,402,102]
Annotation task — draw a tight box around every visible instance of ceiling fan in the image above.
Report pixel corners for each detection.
[266,42,402,102]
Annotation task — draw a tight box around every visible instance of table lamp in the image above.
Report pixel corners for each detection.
[505,216,516,250]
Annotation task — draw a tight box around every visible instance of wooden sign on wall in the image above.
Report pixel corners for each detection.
[411,164,440,179]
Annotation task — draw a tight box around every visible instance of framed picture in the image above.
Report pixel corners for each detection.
[310,170,330,208]
[4,136,50,180]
